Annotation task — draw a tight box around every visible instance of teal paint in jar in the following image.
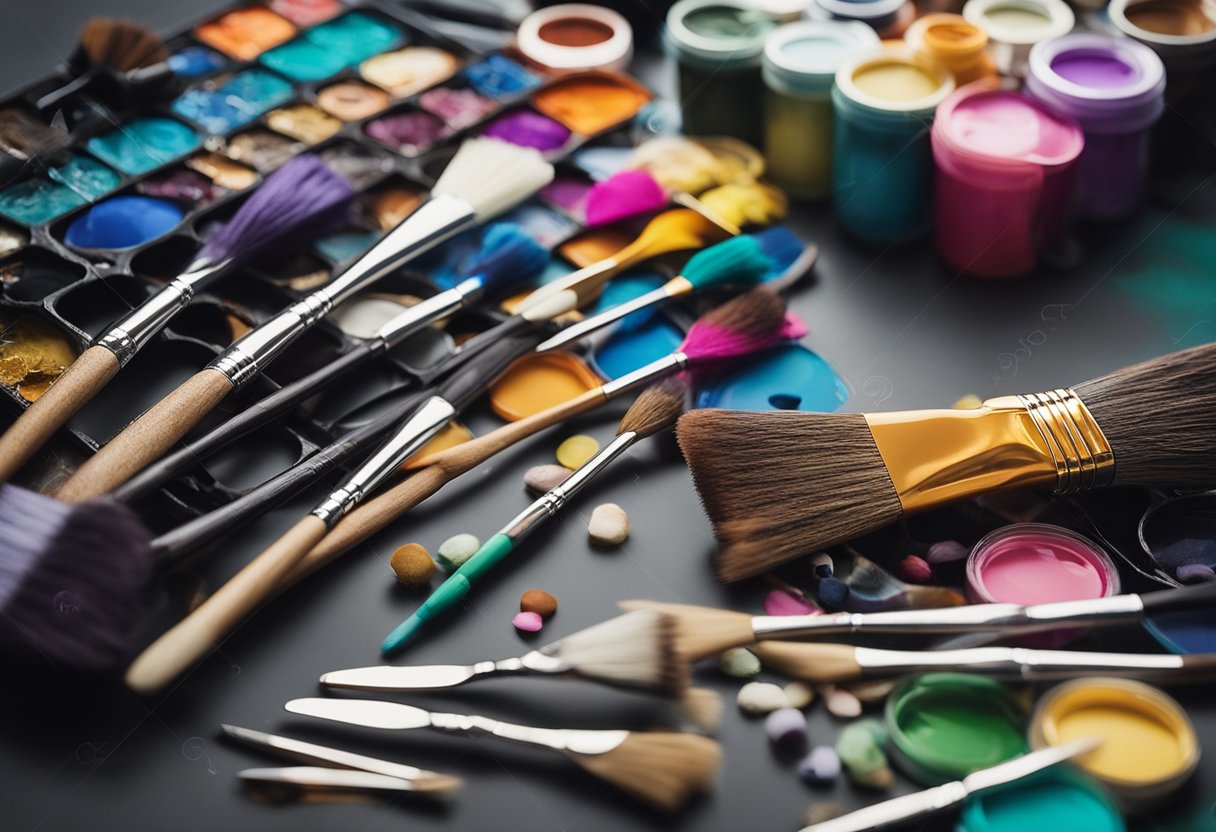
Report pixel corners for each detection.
[664,0,777,147]
[831,49,954,244]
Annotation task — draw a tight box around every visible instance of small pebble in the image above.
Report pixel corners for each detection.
[524,464,572,494]
[765,708,808,753]
[389,543,436,588]
[764,588,819,617]
[720,647,761,678]
[798,746,841,785]
[818,577,849,608]
[899,555,933,584]
[556,434,599,469]
[926,540,970,564]
[825,686,863,718]
[437,533,479,570]
[953,393,983,409]
[520,589,558,617]
[805,803,844,825]
[811,553,834,578]
[836,719,894,790]
[784,681,816,709]
[513,611,544,632]
[1178,563,1216,583]
[588,502,629,546]
[737,681,790,715]
[846,679,897,704]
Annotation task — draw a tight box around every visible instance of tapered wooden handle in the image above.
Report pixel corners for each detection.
[56,367,233,503]
[0,345,120,483]
[125,514,329,695]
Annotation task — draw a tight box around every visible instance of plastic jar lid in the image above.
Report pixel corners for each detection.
[834,47,955,117]
[963,0,1074,46]
[1108,0,1216,52]
[818,0,909,24]
[906,13,989,58]
[1026,33,1165,131]
[762,20,881,96]
[965,522,1119,605]
[664,0,777,65]
[516,4,634,72]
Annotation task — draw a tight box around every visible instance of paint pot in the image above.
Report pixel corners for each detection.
[540,172,594,219]
[694,343,847,411]
[489,351,604,421]
[195,7,297,61]
[86,117,201,175]
[318,81,391,122]
[885,673,1027,785]
[138,169,222,206]
[260,38,350,82]
[967,523,1119,603]
[319,143,393,189]
[270,0,342,27]
[817,0,916,38]
[664,0,778,147]
[0,156,121,226]
[0,310,78,402]
[465,54,542,100]
[531,73,652,135]
[1025,35,1165,221]
[172,70,295,134]
[1031,678,1199,811]
[262,11,403,82]
[832,49,954,245]
[167,46,227,78]
[957,767,1126,832]
[360,47,461,98]
[482,110,572,152]
[0,221,27,257]
[419,87,496,130]
[962,0,1074,76]
[762,21,880,199]
[186,152,259,191]
[267,104,342,144]
[904,13,998,85]
[516,4,634,74]
[64,195,184,251]
[368,182,426,230]
[366,108,448,156]
[223,129,301,172]
[931,82,1083,278]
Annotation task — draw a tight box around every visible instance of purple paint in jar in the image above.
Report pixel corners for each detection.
[1025,33,1166,221]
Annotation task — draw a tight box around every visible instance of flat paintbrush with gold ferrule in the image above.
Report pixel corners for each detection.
[678,343,1216,582]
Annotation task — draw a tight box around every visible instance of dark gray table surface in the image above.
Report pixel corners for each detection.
[1,2,1213,831]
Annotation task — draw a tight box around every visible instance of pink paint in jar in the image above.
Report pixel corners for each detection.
[931,80,1084,278]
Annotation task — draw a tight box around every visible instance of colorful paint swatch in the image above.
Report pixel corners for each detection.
[86,117,202,175]
[196,7,297,60]
[172,70,294,134]
[465,54,541,99]
[361,46,460,98]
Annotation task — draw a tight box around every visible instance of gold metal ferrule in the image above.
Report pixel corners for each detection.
[864,388,1115,514]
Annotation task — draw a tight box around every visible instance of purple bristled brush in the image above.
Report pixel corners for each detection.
[0,154,355,484]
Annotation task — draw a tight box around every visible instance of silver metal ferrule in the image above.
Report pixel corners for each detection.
[502,432,638,540]
[427,711,628,756]
[535,285,672,352]
[311,396,456,526]
[599,352,689,398]
[208,293,332,387]
[373,277,481,352]
[96,260,227,364]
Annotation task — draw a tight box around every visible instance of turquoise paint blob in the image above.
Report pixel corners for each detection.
[261,39,350,81]
[591,313,685,379]
[0,156,121,225]
[694,343,848,412]
[64,195,184,250]
[261,12,402,81]
[590,271,667,329]
[316,228,380,263]
[173,70,294,133]
[48,156,121,201]
[465,54,541,99]
[168,46,226,77]
[86,117,201,175]
[957,768,1124,832]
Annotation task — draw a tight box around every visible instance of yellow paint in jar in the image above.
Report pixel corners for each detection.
[852,60,941,101]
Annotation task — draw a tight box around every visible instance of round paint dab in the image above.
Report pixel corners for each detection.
[65,196,184,250]
[489,351,604,421]
[958,767,1125,832]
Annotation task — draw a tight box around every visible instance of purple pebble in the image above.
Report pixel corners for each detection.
[765,708,807,753]
[513,611,543,632]
[1177,563,1216,583]
[927,540,970,564]
[798,746,841,785]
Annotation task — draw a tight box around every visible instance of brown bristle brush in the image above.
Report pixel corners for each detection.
[679,342,1216,581]
[36,18,172,114]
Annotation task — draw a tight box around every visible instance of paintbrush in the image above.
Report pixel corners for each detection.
[799,739,1100,832]
[0,108,72,184]
[322,610,722,732]
[220,724,462,798]
[0,154,355,484]
[284,698,722,811]
[111,222,548,503]
[536,231,779,353]
[380,376,687,654]
[124,328,546,694]
[55,137,554,502]
[35,18,174,114]
[679,342,1216,582]
[622,580,1216,660]
[749,640,1216,684]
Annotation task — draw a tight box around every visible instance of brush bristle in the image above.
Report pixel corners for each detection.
[679,288,793,366]
[585,169,667,227]
[753,226,806,276]
[1072,342,1216,488]
[680,688,724,734]
[197,154,354,266]
[551,610,688,697]
[0,485,153,668]
[750,642,862,684]
[432,138,554,220]
[0,108,71,166]
[618,600,755,661]
[460,222,547,293]
[570,732,722,811]
[677,410,902,582]
[681,235,772,291]
[617,377,688,438]
[81,18,168,71]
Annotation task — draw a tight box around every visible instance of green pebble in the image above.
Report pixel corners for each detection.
[719,647,761,678]
[836,719,894,790]
[437,533,480,570]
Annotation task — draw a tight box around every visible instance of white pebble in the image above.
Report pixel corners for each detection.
[784,681,816,709]
[737,682,791,715]
[825,686,863,718]
[524,464,572,494]
[588,502,628,546]
[720,647,761,678]
[437,533,480,570]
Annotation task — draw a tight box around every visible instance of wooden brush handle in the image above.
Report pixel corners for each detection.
[0,345,120,483]
[125,514,329,695]
[56,368,233,503]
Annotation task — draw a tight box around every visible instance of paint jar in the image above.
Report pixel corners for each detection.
[516,4,634,74]
[904,14,998,85]
[664,0,777,146]
[885,674,1028,785]
[1025,34,1165,221]
[931,82,1083,278]
[816,0,917,38]
[832,49,954,244]
[962,0,1075,76]
[957,767,1127,832]
[762,21,880,199]
[1031,678,1199,811]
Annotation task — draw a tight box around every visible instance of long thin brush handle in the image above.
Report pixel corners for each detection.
[56,368,233,502]
[125,514,329,695]
[0,346,119,482]
[536,281,686,352]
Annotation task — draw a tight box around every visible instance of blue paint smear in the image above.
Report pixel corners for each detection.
[589,271,666,330]
[168,46,226,77]
[591,313,685,380]
[316,228,381,263]
[173,69,294,134]
[86,117,201,175]
[465,55,540,99]
[0,156,120,226]
[694,343,849,412]
[65,195,184,250]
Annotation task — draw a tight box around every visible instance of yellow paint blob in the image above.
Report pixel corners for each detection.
[489,352,603,422]
[404,420,473,468]
[852,61,941,101]
[556,434,600,469]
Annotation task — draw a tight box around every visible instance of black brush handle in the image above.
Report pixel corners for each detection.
[1140,581,1216,615]
[438,324,545,411]
[113,341,381,503]
[1179,654,1216,677]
